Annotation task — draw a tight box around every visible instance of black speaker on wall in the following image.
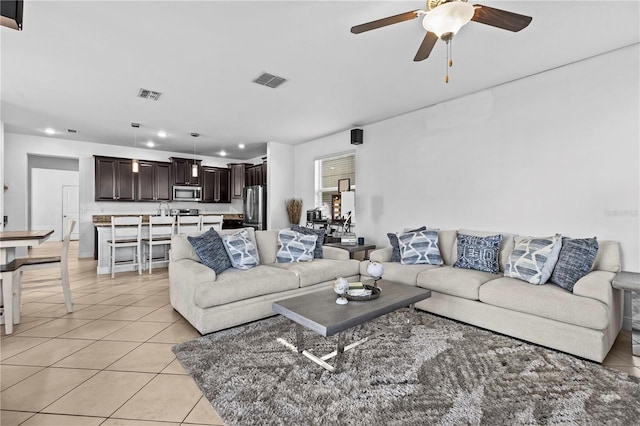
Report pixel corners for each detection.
[351,128,363,145]
[0,0,23,31]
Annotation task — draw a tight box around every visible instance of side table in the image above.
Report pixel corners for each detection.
[324,243,376,260]
[612,271,640,356]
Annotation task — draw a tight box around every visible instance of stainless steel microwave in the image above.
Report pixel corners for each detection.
[173,185,202,202]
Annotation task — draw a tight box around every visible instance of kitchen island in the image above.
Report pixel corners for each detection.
[93,213,242,275]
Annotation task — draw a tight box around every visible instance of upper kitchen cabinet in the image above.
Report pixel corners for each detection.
[94,156,135,201]
[245,161,267,187]
[228,163,251,199]
[137,161,171,201]
[170,157,202,186]
[202,167,231,203]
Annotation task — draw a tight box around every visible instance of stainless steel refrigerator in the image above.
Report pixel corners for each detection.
[242,185,267,230]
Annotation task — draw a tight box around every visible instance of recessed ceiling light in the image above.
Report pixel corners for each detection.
[220,150,227,157]
[146,141,155,148]
[238,144,245,149]
[157,130,167,138]
[44,128,56,135]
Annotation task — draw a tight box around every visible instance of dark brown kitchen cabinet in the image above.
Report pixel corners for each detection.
[244,162,267,188]
[170,157,201,186]
[202,167,231,203]
[94,156,135,201]
[261,160,267,185]
[228,163,251,199]
[137,161,171,201]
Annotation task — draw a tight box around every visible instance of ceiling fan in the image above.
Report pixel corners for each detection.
[351,0,532,81]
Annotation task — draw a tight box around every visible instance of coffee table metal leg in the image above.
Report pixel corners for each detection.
[295,323,305,353]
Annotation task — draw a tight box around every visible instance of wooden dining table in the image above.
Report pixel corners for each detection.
[0,229,54,263]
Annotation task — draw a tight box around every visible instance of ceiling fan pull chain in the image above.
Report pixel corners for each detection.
[445,39,451,84]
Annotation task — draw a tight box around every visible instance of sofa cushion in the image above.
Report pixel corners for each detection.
[187,228,232,274]
[271,259,360,288]
[453,233,503,274]
[387,226,426,262]
[292,225,325,259]
[416,266,500,300]
[479,277,609,330]
[276,229,317,263]
[255,230,277,264]
[171,233,202,262]
[399,230,443,265]
[550,237,599,292]
[222,229,260,270]
[505,235,562,284]
[193,265,299,308]
[360,261,437,286]
[591,240,621,273]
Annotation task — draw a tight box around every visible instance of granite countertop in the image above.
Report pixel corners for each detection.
[93,213,243,226]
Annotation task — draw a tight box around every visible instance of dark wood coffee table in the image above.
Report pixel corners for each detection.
[272,280,431,372]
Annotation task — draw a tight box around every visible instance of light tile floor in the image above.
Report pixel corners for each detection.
[1,242,639,425]
[1,242,224,426]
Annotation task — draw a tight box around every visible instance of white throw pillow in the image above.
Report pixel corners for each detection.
[505,234,562,284]
[276,229,318,263]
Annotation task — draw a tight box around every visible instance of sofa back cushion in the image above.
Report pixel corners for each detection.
[255,230,278,264]
[591,240,621,273]
[437,230,458,266]
[171,232,202,262]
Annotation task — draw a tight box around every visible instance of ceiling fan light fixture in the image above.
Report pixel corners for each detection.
[422,1,475,38]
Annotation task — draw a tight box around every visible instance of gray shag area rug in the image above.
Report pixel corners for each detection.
[172,310,640,425]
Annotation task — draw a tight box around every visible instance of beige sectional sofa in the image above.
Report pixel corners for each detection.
[361,229,623,362]
[169,228,360,334]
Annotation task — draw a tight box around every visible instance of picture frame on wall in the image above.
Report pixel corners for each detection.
[338,178,351,193]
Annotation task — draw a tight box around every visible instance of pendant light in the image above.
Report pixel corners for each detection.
[131,122,140,173]
[191,132,199,178]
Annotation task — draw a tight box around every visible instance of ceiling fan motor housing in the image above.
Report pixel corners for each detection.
[428,0,466,12]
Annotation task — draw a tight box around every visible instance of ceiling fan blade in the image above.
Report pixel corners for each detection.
[471,4,532,32]
[351,10,420,34]
[413,32,438,62]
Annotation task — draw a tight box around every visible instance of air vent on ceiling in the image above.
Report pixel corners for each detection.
[137,88,162,101]
[253,73,287,89]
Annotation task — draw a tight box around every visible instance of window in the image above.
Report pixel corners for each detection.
[315,152,355,209]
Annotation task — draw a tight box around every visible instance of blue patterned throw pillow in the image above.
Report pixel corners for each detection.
[276,229,318,263]
[187,228,232,274]
[453,233,503,274]
[388,226,427,262]
[505,234,562,284]
[398,229,443,265]
[222,229,260,270]
[291,225,324,259]
[550,237,598,292]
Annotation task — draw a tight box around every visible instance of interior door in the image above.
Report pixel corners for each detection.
[62,185,80,240]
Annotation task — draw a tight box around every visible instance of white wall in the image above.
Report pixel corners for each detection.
[294,45,640,273]
[267,141,294,230]
[4,133,247,258]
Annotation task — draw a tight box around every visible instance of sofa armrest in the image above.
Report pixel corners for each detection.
[169,258,217,286]
[323,246,350,260]
[572,270,617,307]
[370,247,392,262]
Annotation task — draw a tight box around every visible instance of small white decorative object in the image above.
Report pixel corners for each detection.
[334,277,349,305]
[366,261,384,286]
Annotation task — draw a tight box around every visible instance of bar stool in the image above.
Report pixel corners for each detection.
[201,215,224,231]
[106,216,142,278]
[142,216,175,274]
[177,215,202,234]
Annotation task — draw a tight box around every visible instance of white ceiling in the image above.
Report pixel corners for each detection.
[1,1,638,160]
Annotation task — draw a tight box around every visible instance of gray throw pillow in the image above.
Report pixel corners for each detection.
[505,235,562,285]
[550,237,598,292]
[453,233,503,274]
[398,229,443,265]
[388,226,427,262]
[222,229,260,270]
[187,228,232,274]
[291,225,324,259]
[276,229,318,263]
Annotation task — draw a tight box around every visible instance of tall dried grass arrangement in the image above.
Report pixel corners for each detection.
[285,198,303,225]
